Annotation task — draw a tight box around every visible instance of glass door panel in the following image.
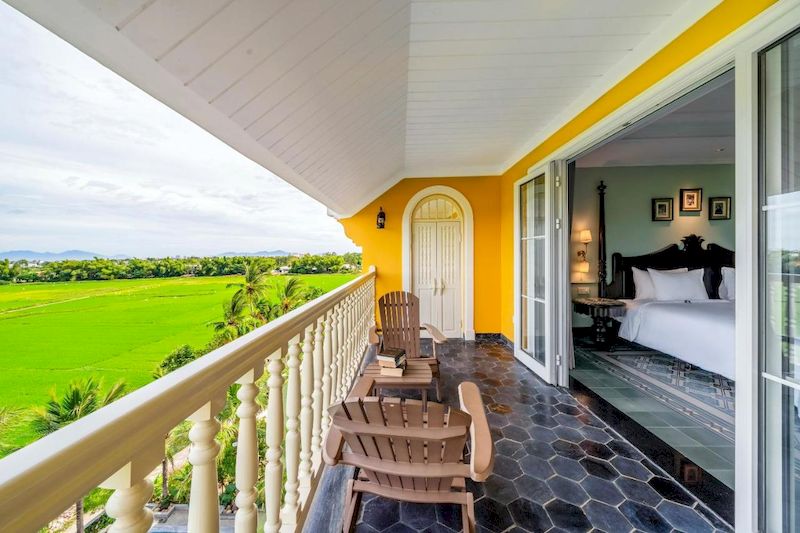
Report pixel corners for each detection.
[760,28,800,533]
[519,174,549,377]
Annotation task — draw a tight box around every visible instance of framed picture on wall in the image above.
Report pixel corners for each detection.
[709,196,732,220]
[680,188,703,211]
[651,198,674,221]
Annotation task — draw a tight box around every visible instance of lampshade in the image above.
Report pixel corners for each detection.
[579,229,593,244]
[577,261,590,273]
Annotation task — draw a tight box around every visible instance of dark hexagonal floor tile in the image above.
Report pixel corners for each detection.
[474,497,514,533]
[581,475,625,506]
[553,413,583,429]
[579,456,619,481]
[400,501,438,530]
[579,440,614,460]
[555,403,581,416]
[435,503,461,531]
[616,476,664,507]
[648,476,695,506]
[657,500,714,533]
[493,455,523,480]
[496,438,523,458]
[546,476,589,506]
[360,496,400,530]
[551,439,585,460]
[532,403,559,416]
[523,440,555,460]
[607,439,644,460]
[527,426,558,443]
[579,425,613,444]
[383,523,416,533]
[553,425,584,443]
[483,474,520,504]
[508,498,552,533]
[502,425,530,442]
[619,500,672,533]
[584,500,633,532]
[549,455,586,481]
[530,413,559,428]
[611,456,652,481]
[513,474,554,505]
[519,455,555,480]
[544,500,592,531]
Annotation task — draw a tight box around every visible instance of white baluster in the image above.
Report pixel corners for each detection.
[321,310,334,436]
[102,456,158,533]
[298,324,314,497]
[334,303,345,402]
[311,316,325,465]
[281,335,302,526]
[264,349,284,533]
[188,397,225,533]
[235,365,263,533]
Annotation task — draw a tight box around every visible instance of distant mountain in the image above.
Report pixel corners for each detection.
[217,250,291,257]
[0,249,108,261]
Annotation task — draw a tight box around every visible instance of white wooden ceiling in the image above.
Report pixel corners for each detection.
[7,0,719,216]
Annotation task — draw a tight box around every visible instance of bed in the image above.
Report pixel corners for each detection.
[604,234,736,380]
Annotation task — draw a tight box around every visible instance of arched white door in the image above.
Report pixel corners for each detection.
[411,195,462,338]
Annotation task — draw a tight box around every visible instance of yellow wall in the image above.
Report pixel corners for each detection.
[340,0,777,341]
[340,177,501,333]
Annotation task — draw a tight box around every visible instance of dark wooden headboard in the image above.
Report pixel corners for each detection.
[605,234,735,299]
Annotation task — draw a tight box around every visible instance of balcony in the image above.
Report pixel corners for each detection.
[0,267,730,532]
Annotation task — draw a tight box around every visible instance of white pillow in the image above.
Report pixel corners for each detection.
[648,268,709,301]
[720,267,735,300]
[632,267,687,299]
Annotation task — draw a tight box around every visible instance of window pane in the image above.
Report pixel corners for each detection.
[534,300,545,364]
[763,379,800,532]
[521,240,529,297]
[534,238,545,299]
[533,175,545,236]
[520,297,530,354]
[520,180,531,239]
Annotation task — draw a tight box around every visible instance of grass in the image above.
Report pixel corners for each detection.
[0,273,356,450]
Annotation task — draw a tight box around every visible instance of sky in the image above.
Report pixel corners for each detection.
[0,3,358,257]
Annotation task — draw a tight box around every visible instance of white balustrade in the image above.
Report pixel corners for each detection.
[0,269,375,533]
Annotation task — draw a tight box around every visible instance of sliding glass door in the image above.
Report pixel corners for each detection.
[760,28,800,533]
[517,171,552,381]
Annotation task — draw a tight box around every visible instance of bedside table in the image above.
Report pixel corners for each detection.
[572,297,626,350]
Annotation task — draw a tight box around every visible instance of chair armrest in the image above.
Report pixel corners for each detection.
[421,323,447,344]
[458,381,494,482]
[369,326,380,345]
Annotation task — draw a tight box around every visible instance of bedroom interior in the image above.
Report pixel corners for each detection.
[566,70,736,522]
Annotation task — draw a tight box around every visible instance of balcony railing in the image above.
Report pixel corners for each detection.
[0,267,376,532]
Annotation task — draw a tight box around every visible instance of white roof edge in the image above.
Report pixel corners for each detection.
[6,0,349,216]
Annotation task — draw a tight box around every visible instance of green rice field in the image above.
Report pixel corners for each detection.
[0,274,356,449]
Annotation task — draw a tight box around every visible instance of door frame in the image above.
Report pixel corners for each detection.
[402,185,475,340]
[511,1,800,528]
[513,164,558,384]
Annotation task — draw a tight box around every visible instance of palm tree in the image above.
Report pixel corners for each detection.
[227,259,269,316]
[30,378,126,533]
[209,297,257,342]
[272,277,309,316]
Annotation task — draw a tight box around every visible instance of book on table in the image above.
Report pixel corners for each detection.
[377,346,406,366]
[379,364,406,377]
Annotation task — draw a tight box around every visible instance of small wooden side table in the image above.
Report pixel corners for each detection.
[572,297,626,350]
[362,360,434,406]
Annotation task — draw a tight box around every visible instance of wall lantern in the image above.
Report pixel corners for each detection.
[577,229,592,269]
[376,207,386,229]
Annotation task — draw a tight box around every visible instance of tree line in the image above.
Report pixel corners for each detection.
[0,252,361,283]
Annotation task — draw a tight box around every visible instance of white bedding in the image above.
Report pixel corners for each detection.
[616,299,735,380]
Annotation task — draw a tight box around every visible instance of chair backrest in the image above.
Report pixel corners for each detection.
[378,291,421,358]
[329,397,471,492]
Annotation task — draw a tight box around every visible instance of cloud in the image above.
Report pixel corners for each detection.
[0,3,358,257]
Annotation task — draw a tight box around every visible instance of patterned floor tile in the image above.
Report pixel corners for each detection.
[353,339,731,533]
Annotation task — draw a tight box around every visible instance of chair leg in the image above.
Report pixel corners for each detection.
[461,492,475,533]
[342,479,359,533]
[435,378,441,401]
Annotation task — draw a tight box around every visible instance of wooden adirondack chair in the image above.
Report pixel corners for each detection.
[370,291,447,399]
[323,381,494,533]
